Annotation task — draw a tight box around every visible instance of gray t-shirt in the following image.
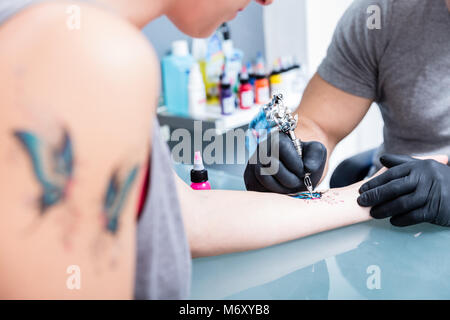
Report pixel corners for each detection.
[135,120,191,300]
[0,0,191,300]
[318,0,450,168]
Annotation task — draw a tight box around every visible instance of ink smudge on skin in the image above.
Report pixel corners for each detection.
[292,190,343,205]
[292,192,323,200]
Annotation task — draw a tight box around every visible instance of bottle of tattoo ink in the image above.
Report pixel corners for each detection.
[238,66,254,110]
[254,52,270,105]
[269,59,284,97]
[220,72,235,116]
[254,70,270,105]
[190,151,211,190]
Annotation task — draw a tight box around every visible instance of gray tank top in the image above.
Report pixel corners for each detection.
[0,0,191,300]
[135,120,191,299]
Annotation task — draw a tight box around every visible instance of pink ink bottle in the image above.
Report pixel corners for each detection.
[190,151,211,190]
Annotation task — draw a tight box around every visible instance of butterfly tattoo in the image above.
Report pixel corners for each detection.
[102,166,139,234]
[14,130,74,214]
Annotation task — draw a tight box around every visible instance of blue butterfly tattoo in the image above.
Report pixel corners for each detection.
[14,130,74,214]
[103,166,139,234]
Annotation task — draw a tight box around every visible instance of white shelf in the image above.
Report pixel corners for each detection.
[157,104,263,135]
[157,92,303,136]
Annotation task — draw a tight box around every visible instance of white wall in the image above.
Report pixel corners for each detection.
[263,0,308,70]
[263,0,384,187]
[304,0,353,73]
[143,1,265,61]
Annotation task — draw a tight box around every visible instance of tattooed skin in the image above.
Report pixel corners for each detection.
[292,192,323,200]
[91,165,139,271]
[14,130,74,213]
[14,128,140,261]
[102,166,139,235]
[292,190,344,205]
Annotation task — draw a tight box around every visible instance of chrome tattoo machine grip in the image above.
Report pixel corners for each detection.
[264,94,314,197]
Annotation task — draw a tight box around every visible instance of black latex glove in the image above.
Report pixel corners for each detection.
[244,131,327,194]
[358,154,450,227]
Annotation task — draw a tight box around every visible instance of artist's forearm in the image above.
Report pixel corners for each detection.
[296,116,336,179]
[294,88,338,182]
[188,186,370,258]
[297,115,336,148]
[293,74,372,180]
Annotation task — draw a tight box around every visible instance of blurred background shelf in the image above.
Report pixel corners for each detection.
[157,104,262,136]
[157,104,264,177]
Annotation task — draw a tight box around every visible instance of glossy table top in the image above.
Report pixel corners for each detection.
[174,164,450,300]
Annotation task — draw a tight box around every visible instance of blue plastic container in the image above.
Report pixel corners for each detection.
[162,40,195,117]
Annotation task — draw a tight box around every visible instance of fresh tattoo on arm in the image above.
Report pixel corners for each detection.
[102,166,139,235]
[14,129,74,214]
[291,190,344,205]
[292,192,323,200]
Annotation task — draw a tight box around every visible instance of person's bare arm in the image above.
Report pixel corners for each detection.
[0,2,158,299]
[180,154,449,258]
[176,174,370,258]
[294,73,373,178]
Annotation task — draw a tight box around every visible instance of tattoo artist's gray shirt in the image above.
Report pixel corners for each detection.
[0,0,191,300]
[318,0,450,168]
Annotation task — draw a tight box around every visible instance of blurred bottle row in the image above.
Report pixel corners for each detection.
[162,23,308,119]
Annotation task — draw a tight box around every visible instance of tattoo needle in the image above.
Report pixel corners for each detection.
[304,173,314,198]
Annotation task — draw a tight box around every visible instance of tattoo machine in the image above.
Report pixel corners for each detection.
[264,94,314,197]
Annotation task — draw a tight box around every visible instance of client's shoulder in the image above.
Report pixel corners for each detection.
[0,0,159,81]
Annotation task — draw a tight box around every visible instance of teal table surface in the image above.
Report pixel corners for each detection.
[174,164,450,300]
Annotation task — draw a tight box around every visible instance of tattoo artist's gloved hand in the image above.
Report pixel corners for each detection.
[358,154,450,227]
[244,131,327,194]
